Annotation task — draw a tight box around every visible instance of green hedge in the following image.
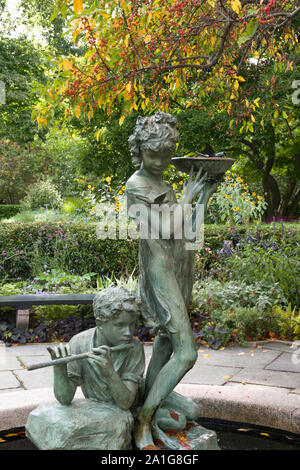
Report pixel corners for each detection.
[0,221,299,282]
[0,221,139,281]
[0,205,21,220]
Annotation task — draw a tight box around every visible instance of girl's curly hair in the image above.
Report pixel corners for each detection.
[128,112,179,169]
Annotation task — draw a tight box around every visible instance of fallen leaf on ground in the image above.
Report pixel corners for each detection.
[222,376,232,379]
[260,433,270,437]
[238,352,245,356]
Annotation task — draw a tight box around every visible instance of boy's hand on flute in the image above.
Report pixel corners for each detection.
[88,345,113,376]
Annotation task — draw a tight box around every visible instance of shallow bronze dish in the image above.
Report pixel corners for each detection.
[171,157,235,178]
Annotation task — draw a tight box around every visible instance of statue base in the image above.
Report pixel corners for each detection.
[154,421,219,451]
[25,399,134,450]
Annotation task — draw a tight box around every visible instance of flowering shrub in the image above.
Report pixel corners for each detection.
[207,171,267,225]
[217,223,300,308]
[21,178,63,212]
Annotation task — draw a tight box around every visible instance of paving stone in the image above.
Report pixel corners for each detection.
[265,352,300,373]
[0,371,21,389]
[258,341,300,354]
[228,368,300,389]
[4,343,52,356]
[15,367,54,390]
[195,348,280,369]
[0,355,24,371]
[181,365,242,385]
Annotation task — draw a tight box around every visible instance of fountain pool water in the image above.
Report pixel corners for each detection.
[1,419,300,451]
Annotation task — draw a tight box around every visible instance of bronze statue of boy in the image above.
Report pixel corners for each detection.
[26,286,145,450]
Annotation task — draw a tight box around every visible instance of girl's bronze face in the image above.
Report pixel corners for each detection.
[141,147,173,177]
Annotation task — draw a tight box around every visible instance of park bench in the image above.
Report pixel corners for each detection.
[0,294,95,329]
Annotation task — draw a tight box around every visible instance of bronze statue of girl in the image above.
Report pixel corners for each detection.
[126,112,218,450]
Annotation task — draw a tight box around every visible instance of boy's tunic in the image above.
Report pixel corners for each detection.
[67,327,145,405]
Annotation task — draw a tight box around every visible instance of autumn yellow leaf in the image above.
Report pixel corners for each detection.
[144,35,152,44]
[124,34,130,48]
[75,104,81,118]
[73,0,83,15]
[98,11,109,19]
[231,0,242,15]
[95,129,101,142]
[60,59,73,71]
[73,30,79,44]
[119,115,125,125]
[175,78,181,90]
[233,80,239,91]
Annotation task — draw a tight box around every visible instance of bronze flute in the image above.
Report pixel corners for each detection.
[27,343,134,371]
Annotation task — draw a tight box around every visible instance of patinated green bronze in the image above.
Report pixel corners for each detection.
[126,112,222,450]
[26,112,227,451]
[25,286,146,450]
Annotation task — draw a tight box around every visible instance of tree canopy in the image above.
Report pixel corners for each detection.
[0,36,47,144]
[35,0,299,130]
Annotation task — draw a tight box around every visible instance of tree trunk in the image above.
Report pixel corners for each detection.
[262,171,281,218]
[278,176,297,217]
[288,188,300,217]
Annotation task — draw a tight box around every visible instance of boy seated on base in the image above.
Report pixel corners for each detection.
[47,286,145,411]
